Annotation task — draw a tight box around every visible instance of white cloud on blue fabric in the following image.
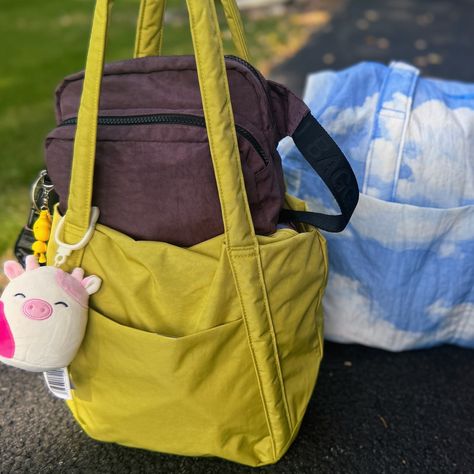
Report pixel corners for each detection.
[279,62,474,350]
[396,100,474,207]
[324,273,430,351]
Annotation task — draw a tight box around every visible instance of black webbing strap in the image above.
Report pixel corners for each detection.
[280,113,359,232]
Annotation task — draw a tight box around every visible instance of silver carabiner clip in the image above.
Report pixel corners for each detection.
[31,170,55,212]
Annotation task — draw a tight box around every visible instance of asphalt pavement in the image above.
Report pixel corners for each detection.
[1,342,473,473]
[272,0,474,95]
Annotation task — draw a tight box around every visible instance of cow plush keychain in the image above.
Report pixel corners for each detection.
[0,255,101,373]
[0,207,101,385]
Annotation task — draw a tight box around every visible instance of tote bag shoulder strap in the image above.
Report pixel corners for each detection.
[134,0,167,57]
[62,0,256,268]
[59,2,295,451]
[134,0,250,61]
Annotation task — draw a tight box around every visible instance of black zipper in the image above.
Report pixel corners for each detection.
[225,55,268,92]
[225,55,274,137]
[60,113,268,165]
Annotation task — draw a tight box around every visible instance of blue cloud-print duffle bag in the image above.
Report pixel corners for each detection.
[279,61,474,351]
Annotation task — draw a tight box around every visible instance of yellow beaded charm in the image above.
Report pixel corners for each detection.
[32,210,52,264]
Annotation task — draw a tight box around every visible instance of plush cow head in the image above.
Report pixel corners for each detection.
[0,256,101,372]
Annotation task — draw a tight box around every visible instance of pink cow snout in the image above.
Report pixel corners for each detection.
[22,299,53,320]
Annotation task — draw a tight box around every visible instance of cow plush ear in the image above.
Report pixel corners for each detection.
[81,276,102,296]
[25,255,40,272]
[4,261,25,281]
[71,268,85,282]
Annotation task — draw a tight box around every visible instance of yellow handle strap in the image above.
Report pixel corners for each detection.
[62,0,111,259]
[219,0,250,61]
[64,0,255,251]
[134,0,250,61]
[134,0,166,57]
[63,1,292,449]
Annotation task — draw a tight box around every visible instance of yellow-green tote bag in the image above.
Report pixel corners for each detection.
[46,0,357,466]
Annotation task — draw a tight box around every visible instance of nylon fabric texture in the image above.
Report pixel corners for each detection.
[46,0,330,466]
[47,196,327,465]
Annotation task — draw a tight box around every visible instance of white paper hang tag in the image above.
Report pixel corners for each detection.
[43,367,72,400]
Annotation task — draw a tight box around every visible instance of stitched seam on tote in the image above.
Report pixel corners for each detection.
[391,71,419,200]
[317,231,329,288]
[230,252,256,259]
[227,250,277,458]
[189,10,276,451]
[280,331,325,457]
[255,244,294,430]
[361,67,393,194]
[189,0,274,454]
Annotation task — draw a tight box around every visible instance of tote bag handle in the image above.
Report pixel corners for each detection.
[134,0,250,61]
[61,0,256,268]
[57,1,307,447]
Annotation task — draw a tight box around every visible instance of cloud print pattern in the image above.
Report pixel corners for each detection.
[279,61,474,350]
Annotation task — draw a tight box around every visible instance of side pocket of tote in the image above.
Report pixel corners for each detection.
[67,308,274,465]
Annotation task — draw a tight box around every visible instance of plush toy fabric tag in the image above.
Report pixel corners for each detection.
[43,368,72,400]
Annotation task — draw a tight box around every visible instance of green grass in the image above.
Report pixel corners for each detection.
[0,0,298,256]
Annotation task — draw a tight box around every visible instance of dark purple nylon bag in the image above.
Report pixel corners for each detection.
[45,55,310,246]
